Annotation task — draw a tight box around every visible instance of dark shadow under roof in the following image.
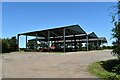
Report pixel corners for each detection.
[98,37,107,42]
[19,24,86,37]
[88,32,98,38]
[28,32,98,41]
[78,37,107,43]
[28,37,107,43]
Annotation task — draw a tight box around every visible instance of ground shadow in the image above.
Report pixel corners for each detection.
[100,59,120,74]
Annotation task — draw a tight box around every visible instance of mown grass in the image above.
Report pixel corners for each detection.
[88,59,120,80]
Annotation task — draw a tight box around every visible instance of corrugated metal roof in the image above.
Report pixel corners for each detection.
[87,32,98,38]
[18,24,86,37]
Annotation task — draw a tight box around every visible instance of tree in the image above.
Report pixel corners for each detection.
[2,37,18,53]
[9,36,18,51]
[27,40,35,49]
[111,1,120,59]
[2,38,10,53]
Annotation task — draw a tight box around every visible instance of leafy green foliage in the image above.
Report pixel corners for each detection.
[112,64,120,74]
[89,60,120,80]
[111,2,120,59]
[9,37,18,51]
[100,59,120,74]
[27,40,35,49]
[102,45,113,49]
[2,37,18,53]
[2,38,11,53]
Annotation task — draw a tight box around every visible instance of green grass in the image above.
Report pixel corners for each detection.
[88,60,120,80]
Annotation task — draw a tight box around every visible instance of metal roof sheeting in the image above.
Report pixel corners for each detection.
[18,24,86,37]
[87,32,98,38]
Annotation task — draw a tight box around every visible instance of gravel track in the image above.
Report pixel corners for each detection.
[1,50,116,78]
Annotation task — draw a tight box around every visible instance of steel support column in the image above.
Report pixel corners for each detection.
[97,40,99,50]
[26,35,27,49]
[86,35,88,51]
[74,35,76,51]
[48,31,50,48]
[101,40,102,49]
[63,28,66,53]
[17,34,20,50]
[35,33,38,50]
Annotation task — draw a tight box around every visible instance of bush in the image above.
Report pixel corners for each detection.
[89,59,120,80]
[112,64,120,74]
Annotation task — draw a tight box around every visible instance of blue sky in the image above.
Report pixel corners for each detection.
[2,2,117,48]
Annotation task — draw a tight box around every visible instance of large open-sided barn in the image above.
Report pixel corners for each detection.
[17,24,107,52]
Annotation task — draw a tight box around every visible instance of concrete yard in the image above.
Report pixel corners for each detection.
[1,50,116,78]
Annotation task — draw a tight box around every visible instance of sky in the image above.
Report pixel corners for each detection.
[0,2,2,38]
[1,0,118,2]
[2,2,117,48]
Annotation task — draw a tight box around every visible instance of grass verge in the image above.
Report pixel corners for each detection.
[88,60,120,80]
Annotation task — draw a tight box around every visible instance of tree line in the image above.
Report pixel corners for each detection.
[0,36,18,53]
